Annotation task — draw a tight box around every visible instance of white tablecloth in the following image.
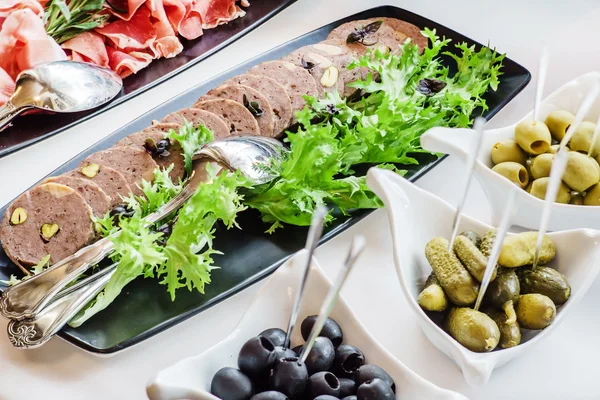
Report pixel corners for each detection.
[1,0,599,398]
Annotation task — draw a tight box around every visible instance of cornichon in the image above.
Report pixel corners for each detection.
[425,237,479,307]
[498,232,556,268]
[417,273,448,312]
[458,231,482,248]
[517,266,571,305]
[485,308,521,349]
[453,235,497,283]
[485,268,520,323]
[446,307,500,352]
[516,293,556,330]
[480,230,496,257]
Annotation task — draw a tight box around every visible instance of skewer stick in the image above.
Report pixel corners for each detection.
[299,235,366,363]
[588,111,600,157]
[283,206,327,348]
[559,82,600,150]
[533,46,549,123]
[474,187,517,311]
[448,117,486,251]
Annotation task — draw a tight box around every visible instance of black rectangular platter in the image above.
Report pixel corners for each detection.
[0,5,531,354]
[0,0,296,158]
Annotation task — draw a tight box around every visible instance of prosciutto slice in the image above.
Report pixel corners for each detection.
[191,0,246,30]
[0,0,43,30]
[104,0,148,21]
[97,6,157,50]
[107,47,153,78]
[0,9,66,80]
[0,67,15,106]
[62,31,109,68]
[148,0,183,58]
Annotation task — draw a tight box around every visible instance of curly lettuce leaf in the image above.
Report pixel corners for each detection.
[158,167,249,300]
[167,121,215,176]
[69,216,167,327]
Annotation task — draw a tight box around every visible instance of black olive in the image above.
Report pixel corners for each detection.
[109,203,134,219]
[341,396,357,400]
[356,378,394,400]
[269,357,308,399]
[260,328,287,347]
[314,396,339,400]
[157,139,170,150]
[292,344,303,354]
[211,367,254,400]
[301,316,343,347]
[355,365,395,393]
[238,336,277,380]
[300,336,335,374]
[307,371,341,398]
[273,346,297,363]
[333,345,365,376]
[339,377,357,397]
[250,391,289,400]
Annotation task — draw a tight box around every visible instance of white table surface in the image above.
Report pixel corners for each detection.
[1,0,600,399]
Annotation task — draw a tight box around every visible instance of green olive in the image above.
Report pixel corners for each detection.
[562,151,600,192]
[547,144,568,154]
[584,183,600,205]
[516,293,556,330]
[570,192,585,205]
[515,119,552,155]
[491,140,527,165]
[530,153,554,179]
[568,121,600,156]
[446,307,500,352]
[491,162,529,188]
[529,177,571,204]
[545,110,575,142]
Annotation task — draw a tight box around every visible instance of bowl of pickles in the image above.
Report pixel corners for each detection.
[419,71,600,231]
[146,250,467,400]
[366,167,600,387]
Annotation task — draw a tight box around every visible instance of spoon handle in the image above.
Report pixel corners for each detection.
[6,263,117,349]
[0,102,25,131]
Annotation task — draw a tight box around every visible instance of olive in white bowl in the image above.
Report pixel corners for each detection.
[366,167,600,387]
[420,71,600,231]
[146,250,467,400]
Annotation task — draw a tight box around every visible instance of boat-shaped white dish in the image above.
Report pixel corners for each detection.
[420,71,600,231]
[367,168,600,387]
[146,250,468,400]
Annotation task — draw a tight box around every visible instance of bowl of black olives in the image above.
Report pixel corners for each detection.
[147,251,467,400]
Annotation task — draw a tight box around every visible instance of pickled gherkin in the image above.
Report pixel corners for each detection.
[498,232,556,268]
[417,273,448,312]
[517,266,571,305]
[485,308,521,349]
[446,308,500,352]
[453,235,496,283]
[516,294,556,330]
[425,237,479,307]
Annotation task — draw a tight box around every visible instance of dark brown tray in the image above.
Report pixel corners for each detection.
[0,0,296,158]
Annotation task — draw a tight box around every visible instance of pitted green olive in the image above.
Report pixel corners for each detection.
[491,162,529,188]
[515,119,552,155]
[545,110,575,142]
[584,183,600,205]
[491,140,527,165]
[529,177,571,204]
[568,121,600,156]
[562,151,600,192]
[530,153,554,179]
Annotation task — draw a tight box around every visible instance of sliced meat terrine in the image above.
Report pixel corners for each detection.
[161,108,230,139]
[193,98,260,136]
[65,165,132,208]
[0,183,95,271]
[43,175,111,218]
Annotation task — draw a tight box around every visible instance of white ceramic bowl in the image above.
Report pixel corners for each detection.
[366,167,600,387]
[146,250,468,400]
[420,71,600,231]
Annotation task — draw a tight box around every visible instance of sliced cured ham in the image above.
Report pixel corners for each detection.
[104,0,148,21]
[191,0,246,30]
[0,0,43,30]
[0,67,14,106]
[0,9,67,81]
[97,6,157,50]
[148,0,183,58]
[62,31,109,68]
[107,47,154,78]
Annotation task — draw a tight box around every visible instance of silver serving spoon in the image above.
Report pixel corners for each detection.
[0,61,122,131]
[474,186,517,311]
[283,206,327,349]
[299,235,366,363]
[0,136,287,321]
[447,116,486,251]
